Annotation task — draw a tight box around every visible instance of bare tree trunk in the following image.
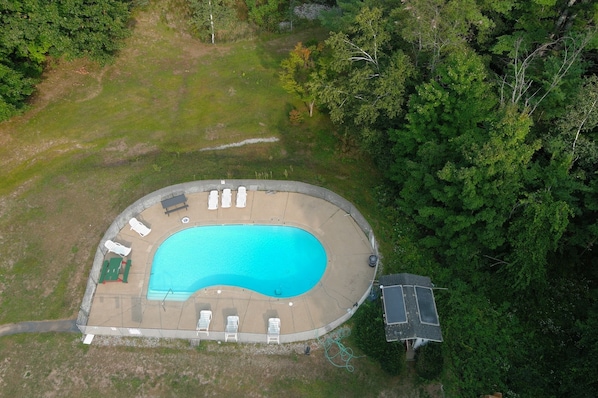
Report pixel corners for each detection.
[571,97,597,157]
[208,0,215,44]
[499,29,595,115]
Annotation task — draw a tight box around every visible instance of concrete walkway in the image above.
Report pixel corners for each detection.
[0,319,79,337]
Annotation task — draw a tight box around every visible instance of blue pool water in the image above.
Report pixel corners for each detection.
[147,225,327,301]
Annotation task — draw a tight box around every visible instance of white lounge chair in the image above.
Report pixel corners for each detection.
[196,310,212,336]
[129,217,151,237]
[224,315,239,342]
[236,186,247,208]
[104,240,131,257]
[208,190,219,210]
[222,188,232,208]
[267,317,281,344]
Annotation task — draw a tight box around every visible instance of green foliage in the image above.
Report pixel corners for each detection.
[415,342,443,380]
[391,50,528,259]
[0,63,35,119]
[0,0,131,122]
[280,42,321,116]
[570,299,598,396]
[245,0,286,31]
[491,15,595,120]
[311,7,414,151]
[554,75,598,169]
[318,0,363,32]
[438,280,515,397]
[506,190,572,289]
[302,0,598,395]
[352,300,405,375]
[188,0,245,43]
[392,0,494,72]
[54,0,131,61]
[0,0,595,394]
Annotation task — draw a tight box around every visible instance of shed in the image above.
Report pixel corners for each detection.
[379,273,443,344]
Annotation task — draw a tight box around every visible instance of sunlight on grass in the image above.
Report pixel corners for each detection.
[4,30,290,154]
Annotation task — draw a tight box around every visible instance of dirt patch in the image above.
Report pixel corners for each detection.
[0,138,85,170]
[102,139,160,166]
[74,66,109,103]
[25,58,105,118]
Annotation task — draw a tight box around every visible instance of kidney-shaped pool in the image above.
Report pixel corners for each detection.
[148,225,327,301]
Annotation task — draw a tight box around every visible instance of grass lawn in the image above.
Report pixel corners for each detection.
[0,2,438,396]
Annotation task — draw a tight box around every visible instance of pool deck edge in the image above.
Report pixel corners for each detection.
[78,180,379,344]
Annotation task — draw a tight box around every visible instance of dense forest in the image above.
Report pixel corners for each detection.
[2,0,597,396]
[288,2,598,396]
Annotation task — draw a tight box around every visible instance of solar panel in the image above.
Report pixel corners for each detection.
[382,285,407,324]
[415,286,439,325]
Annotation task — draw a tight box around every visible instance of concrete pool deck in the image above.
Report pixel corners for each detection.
[80,181,378,343]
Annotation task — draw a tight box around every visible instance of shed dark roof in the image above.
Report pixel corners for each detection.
[379,273,443,343]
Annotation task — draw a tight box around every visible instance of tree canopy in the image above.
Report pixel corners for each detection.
[0,0,131,121]
[281,0,598,395]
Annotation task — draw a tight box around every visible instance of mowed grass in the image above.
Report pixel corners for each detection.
[0,2,426,397]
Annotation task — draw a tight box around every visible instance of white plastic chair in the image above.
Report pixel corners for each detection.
[222,188,232,208]
[104,240,132,257]
[236,186,247,208]
[129,217,151,237]
[267,318,280,344]
[224,315,239,342]
[208,190,219,210]
[196,310,212,336]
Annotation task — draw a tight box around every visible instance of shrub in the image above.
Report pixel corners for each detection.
[353,300,405,375]
[289,109,304,125]
[415,342,443,380]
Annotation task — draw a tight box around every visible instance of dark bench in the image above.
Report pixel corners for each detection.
[161,194,188,215]
[98,260,109,283]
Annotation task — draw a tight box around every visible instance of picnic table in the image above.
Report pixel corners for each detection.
[161,194,188,216]
[99,257,132,283]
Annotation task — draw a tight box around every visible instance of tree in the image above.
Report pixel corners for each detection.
[554,75,598,168]
[55,0,131,61]
[437,279,515,397]
[311,7,414,149]
[390,50,523,259]
[0,63,36,120]
[493,29,595,117]
[0,0,131,122]
[0,0,59,118]
[506,189,572,289]
[318,0,363,33]
[245,0,286,31]
[541,75,598,278]
[569,300,598,396]
[392,0,494,72]
[280,42,320,116]
[189,0,238,43]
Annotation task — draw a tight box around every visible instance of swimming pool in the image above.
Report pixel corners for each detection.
[147,225,327,301]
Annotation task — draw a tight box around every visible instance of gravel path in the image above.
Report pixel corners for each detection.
[0,319,79,336]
